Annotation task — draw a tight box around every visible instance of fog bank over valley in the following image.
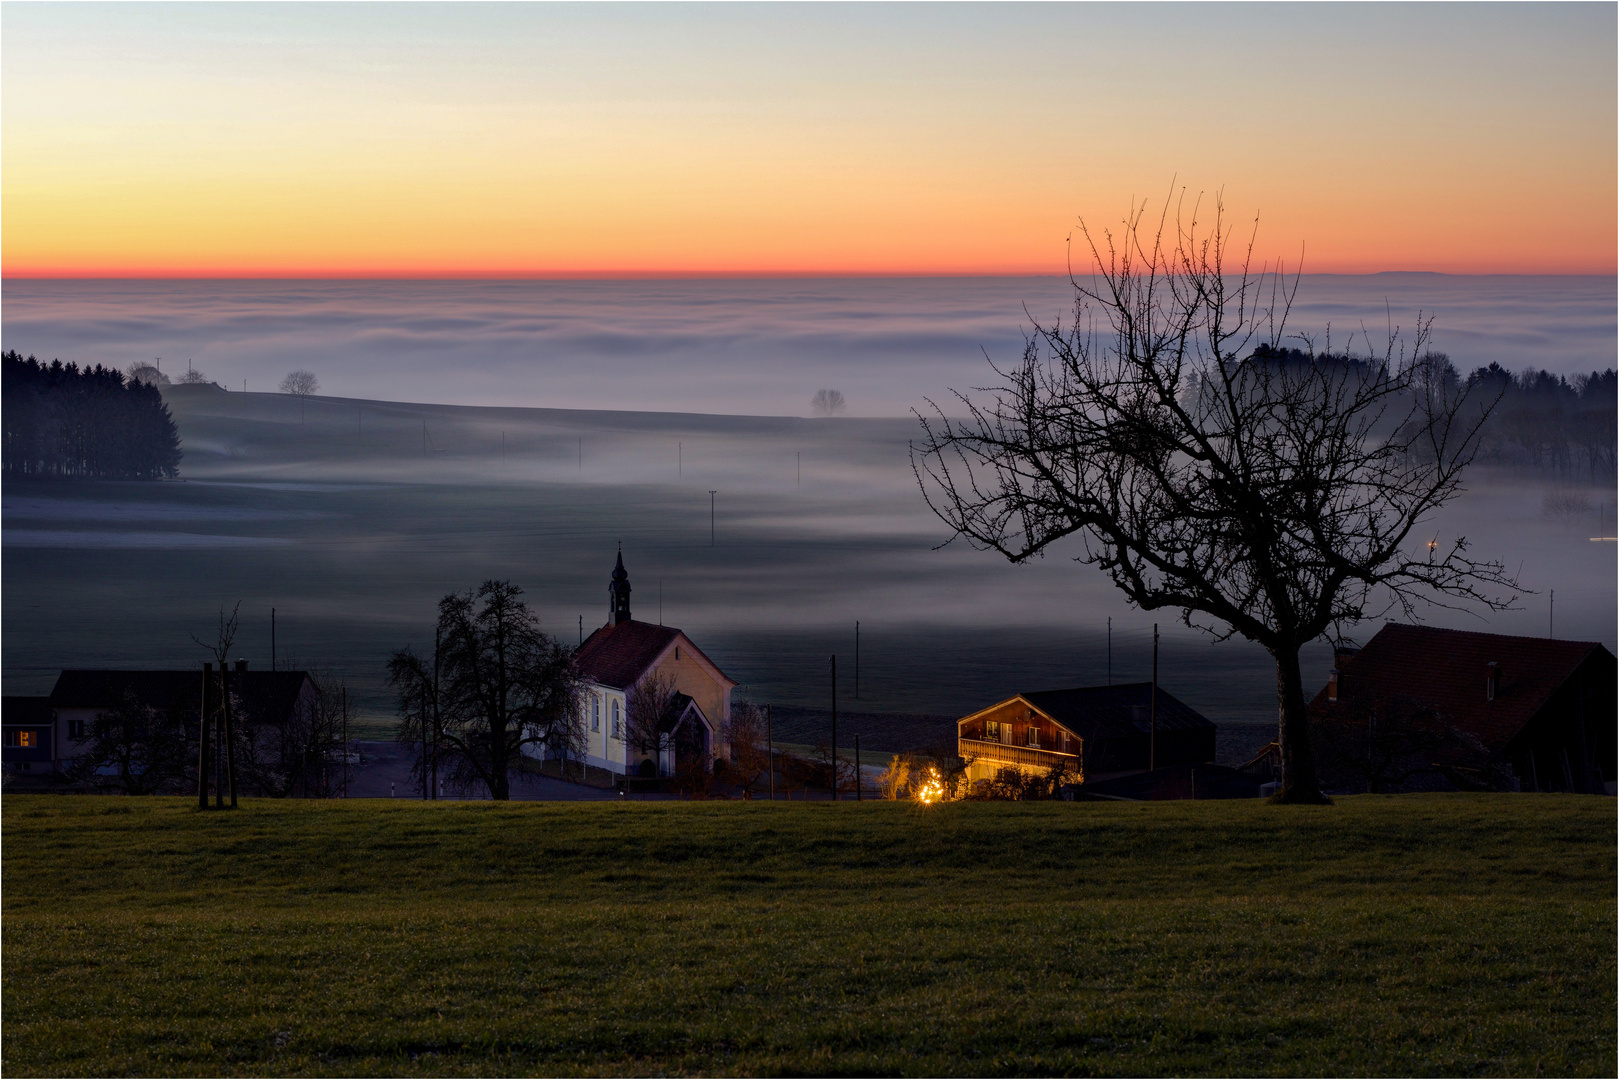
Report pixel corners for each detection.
[4,383,1612,763]
[4,275,1614,415]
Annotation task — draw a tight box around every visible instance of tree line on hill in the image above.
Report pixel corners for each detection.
[1245,345,1616,481]
[2,351,182,479]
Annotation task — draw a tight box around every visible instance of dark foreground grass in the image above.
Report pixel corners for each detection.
[2,795,1613,1077]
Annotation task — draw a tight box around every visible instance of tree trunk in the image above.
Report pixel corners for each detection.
[490,723,510,800]
[1274,645,1331,804]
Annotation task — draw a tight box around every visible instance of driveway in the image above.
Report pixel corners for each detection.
[338,740,622,801]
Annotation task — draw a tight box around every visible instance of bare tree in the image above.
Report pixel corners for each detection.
[178,367,210,385]
[192,603,242,807]
[65,690,196,795]
[125,361,170,387]
[280,370,319,396]
[389,580,580,800]
[912,189,1516,803]
[625,671,680,777]
[811,389,847,417]
[721,701,771,796]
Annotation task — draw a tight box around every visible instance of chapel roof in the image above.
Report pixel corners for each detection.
[574,620,735,691]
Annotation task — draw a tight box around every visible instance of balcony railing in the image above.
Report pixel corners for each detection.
[958,737,1079,773]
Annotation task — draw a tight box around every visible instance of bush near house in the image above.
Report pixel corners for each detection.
[2,795,1612,1077]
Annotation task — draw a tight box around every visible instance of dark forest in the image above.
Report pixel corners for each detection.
[2,351,182,479]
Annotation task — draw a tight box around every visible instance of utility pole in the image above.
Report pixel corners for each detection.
[1107,617,1111,685]
[223,661,238,809]
[198,662,212,810]
[341,685,349,798]
[501,431,505,468]
[421,686,429,801]
[1150,624,1159,772]
[679,442,682,477]
[579,615,583,646]
[830,654,838,801]
[767,704,774,801]
[709,491,716,545]
[271,608,277,672]
[855,621,860,700]
[578,437,582,473]
[423,421,427,457]
[1550,589,1554,638]
[797,451,801,489]
[432,626,441,800]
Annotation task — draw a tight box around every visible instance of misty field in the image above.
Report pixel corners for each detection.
[7,384,1614,764]
[3,795,1613,1077]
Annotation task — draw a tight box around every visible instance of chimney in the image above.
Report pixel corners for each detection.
[235,659,248,673]
[1485,661,1498,702]
[1327,669,1339,702]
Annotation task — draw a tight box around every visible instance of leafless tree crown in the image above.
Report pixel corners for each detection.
[911,190,1516,654]
[811,388,847,417]
[280,370,320,396]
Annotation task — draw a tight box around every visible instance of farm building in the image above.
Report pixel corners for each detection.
[956,683,1216,785]
[1311,623,1616,794]
[2,665,317,788]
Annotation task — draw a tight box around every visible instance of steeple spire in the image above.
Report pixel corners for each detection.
[609,545,632,626]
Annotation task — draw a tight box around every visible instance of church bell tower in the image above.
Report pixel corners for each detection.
[609,548,632,626]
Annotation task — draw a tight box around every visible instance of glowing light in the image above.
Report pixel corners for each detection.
[913,766,946,805]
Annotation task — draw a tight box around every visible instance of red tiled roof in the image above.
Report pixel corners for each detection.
[574,621,682,690]
[1309,623,1609,752]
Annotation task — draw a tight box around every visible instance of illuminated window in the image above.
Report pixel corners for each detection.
[984,720,999,741]
[6,730,38,748]
[1027,726,1040,749]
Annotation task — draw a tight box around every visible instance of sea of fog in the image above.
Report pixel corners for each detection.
[4,275,1615,416]
[3,275,1615,764]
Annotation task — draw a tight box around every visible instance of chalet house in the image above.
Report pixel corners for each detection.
[1310,623,1616,794]
[957,683,1216,785]
[557,551,737,778]
[2,664,318,785]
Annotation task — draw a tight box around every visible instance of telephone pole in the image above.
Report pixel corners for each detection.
[1149,624,1159,772]
[830,654,838,801]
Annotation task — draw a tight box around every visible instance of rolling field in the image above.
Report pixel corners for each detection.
[2,794,1613,1076]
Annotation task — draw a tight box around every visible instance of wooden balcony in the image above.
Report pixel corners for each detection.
[958,737,1079,774]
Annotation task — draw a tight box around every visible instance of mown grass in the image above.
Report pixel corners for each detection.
[2,794,1613,1077]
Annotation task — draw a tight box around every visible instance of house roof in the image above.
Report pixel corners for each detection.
[574,619,735,691]
[1309,623,1611,752]
[964,683,1216,742]
[49,669,314,725]
[3,696,53,726]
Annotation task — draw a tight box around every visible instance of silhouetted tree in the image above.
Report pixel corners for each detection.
[811,388,847,416]
[65,690,197,795]
[280,370,319,396]
[2,351,181,478]
[389,580,581,800]
[912,189,1517,803]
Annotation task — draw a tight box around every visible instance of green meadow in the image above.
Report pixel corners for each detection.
[2,794,1613,1077]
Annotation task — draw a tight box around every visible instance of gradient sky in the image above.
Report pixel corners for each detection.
[4,3,1614,277]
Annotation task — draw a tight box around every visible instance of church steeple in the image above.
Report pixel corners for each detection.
[609,546,632,626]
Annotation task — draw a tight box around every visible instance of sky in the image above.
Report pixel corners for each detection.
[3,3,1615,278]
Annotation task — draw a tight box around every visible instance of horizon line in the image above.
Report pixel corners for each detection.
[5,268,1617,282]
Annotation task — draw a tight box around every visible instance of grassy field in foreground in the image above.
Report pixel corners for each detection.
[2,795,1613,1077]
